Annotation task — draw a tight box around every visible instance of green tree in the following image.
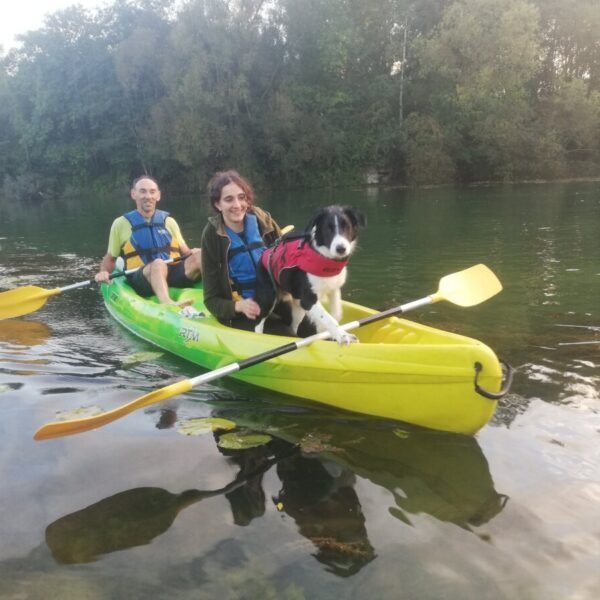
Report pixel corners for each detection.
[2,6,135,186]
[533,0,600,94]
[413,0,545,182]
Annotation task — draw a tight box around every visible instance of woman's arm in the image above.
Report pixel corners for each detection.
[200,226,238,322]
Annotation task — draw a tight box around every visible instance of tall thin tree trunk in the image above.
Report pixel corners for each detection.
[399,16,408,133]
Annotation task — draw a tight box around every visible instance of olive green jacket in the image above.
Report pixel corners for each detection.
[200,206,281,323]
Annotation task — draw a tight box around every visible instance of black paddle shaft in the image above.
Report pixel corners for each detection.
[237,304,408,370]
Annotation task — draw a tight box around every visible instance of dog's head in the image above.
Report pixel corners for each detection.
[307,205,366,260]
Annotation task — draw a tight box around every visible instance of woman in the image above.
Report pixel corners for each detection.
[201,170,282,330]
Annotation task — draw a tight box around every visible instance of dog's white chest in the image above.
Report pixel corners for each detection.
[307,269,347,298]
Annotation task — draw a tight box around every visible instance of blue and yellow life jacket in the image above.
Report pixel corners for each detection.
[226,213,265,299]
[120,209,181,269]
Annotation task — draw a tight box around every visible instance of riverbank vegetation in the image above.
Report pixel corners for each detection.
[1,0,599,195]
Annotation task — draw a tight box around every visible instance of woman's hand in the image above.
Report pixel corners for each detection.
[235,298,261,320]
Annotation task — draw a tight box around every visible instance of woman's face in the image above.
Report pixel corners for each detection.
[215,182,248,231]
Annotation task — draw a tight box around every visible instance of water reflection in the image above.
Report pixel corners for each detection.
[215,428,375,575]
[0,319,51,347]
[227,409,508,531]
[45,409,506,575]
[272,452,375,576]
[45,441,294,565]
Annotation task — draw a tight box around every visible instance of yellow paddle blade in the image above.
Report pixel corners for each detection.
[431,264,502,307]
[0,286,60,320]
[34,378,194,440]
[280,224,294,235]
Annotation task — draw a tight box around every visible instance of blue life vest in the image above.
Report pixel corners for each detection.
[226,213,265,299]
[121,209,181,268]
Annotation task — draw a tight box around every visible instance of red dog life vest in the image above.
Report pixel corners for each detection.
[261,238,348,285]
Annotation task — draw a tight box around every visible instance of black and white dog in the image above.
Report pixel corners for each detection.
[254,205,366,344]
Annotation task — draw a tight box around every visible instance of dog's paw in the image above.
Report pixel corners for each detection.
[333,330,358,345]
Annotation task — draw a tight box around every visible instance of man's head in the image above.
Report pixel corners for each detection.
[131,176,161,218]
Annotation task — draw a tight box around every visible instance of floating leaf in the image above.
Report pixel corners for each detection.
[217,432,272,450]
[177,417,237,436]
[121,351,163,367]
[392,428,410,439]
[56,406,104,421]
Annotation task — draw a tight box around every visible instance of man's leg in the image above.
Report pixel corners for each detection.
[146,260,175,304]
[183,249,202,281]
[168,259,201,289]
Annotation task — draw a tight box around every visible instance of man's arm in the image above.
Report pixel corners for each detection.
[95,254,117,283]
[95,218,123,283]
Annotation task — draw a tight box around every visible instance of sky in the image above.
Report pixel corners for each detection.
[0,0,106,51]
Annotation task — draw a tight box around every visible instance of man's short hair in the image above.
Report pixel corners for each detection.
[131,175,160,189]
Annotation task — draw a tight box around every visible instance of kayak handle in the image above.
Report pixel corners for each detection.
[474,359,514,400]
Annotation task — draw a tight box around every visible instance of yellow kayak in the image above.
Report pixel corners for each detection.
[99,275,511,435]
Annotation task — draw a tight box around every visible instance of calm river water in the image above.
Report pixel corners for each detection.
[0,182,598,599]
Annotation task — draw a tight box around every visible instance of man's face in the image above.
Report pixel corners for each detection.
[131,178,161,217]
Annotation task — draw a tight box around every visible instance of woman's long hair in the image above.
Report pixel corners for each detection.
[207,170,255,212]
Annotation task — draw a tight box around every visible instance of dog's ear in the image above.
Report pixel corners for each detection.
[342,206,367,229]
[306,207,328,232]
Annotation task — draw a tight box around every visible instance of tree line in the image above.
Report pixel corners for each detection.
[1,0,599,198]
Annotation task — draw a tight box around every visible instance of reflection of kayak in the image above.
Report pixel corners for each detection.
[102,277,508,434]
[227,408,507,529]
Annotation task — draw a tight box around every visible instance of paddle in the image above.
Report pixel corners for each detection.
[33,263,502,441]
[45,443,296,563]
[0,262,174,321]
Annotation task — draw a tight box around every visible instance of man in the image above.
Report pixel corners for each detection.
[95,176,201,303]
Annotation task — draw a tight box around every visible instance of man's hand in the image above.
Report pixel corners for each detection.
[94,270,111,284]
[96,254,117,283]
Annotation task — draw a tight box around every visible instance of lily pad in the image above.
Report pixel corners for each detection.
[177,417,237,436]
[121,351,163,367]
[392,428,410,439]
[217,432,272,450]
[56,406,104,421]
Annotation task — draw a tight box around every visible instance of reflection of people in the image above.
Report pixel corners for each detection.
[201,170,282,330]
[213,428,375,575]
[273,454,376,577]
[213,431,292,526]
[221,445,270,526]
[226,409,509,531]
[95,176,201,304]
